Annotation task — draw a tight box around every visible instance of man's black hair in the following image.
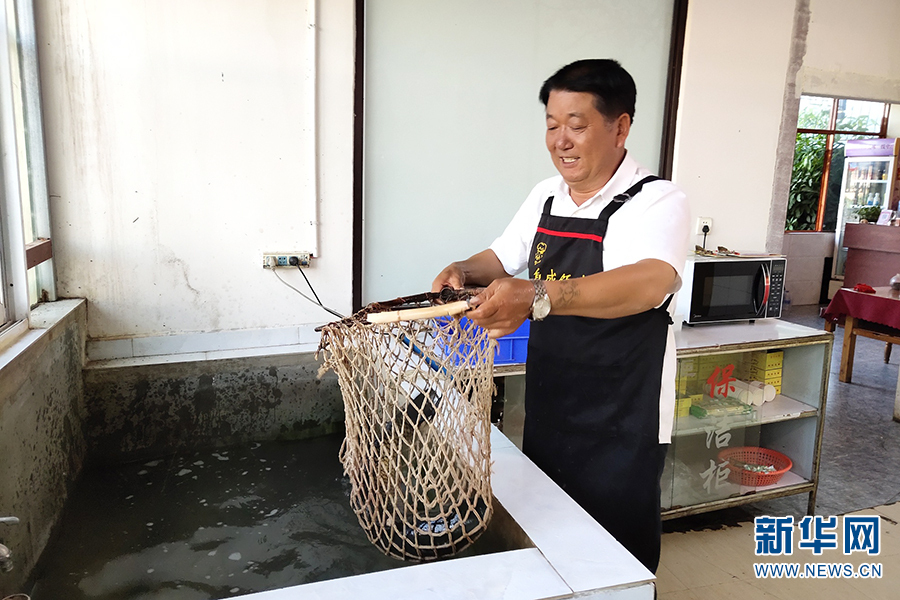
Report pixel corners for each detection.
[539,59,636,123]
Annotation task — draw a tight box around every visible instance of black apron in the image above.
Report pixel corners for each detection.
[523,176,671,573]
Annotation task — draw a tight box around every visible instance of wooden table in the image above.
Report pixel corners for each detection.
[823,286,900,421]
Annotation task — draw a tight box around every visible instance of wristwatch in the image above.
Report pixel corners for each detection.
[530,280,551,321]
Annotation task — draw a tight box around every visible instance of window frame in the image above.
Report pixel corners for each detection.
[792,95,890,231]
[0,0,55,334]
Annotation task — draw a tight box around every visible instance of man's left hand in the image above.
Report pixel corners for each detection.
[467,278,534,338]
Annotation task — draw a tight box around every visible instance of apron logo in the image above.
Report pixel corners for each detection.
[533,268,574,281]
[533,241,547,265]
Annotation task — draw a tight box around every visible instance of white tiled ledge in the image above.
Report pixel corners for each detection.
[85,324,327,368]
[0,299,86,397]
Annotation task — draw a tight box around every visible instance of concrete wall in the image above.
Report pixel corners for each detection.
[0,301,86,596]
[83,353,344,464]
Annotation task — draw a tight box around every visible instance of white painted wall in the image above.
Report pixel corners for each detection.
[38,0,355,342]
[801,0,900,103]
[363,0,674,303]
[672,0,796,255]
[34,0,900,347]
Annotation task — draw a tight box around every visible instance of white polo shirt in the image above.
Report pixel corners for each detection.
[489,152,691,443]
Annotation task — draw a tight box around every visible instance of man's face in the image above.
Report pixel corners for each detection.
[545,90,630,199]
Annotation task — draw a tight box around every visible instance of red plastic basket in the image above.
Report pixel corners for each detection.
[717,446,792,487]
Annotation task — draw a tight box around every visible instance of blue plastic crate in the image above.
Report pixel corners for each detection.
[494,320,530,365]
[441,317,530,366]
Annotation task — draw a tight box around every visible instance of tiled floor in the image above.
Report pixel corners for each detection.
[658,305,900,598]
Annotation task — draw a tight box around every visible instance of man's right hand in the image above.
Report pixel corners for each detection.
[431,263,467,293]
[431,249,510,293]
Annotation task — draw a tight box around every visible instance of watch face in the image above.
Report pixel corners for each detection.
[533,296,551,320]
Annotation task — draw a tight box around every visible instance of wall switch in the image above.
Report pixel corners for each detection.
[696,217,713,235]
[262,252,312,268]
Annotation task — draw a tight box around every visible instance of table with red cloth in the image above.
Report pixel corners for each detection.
[823,286,900,421]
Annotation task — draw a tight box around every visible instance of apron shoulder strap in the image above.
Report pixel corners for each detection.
[541,195,555,216]
[661,293,674,311]
[660,293,675,325]
[613,175,662,203]
[598,175,662,223]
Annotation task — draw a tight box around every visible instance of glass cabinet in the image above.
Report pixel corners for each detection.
[492,320,833,520]
[661,321,832,518]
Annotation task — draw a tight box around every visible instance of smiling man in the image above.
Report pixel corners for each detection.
[432,59,690,572]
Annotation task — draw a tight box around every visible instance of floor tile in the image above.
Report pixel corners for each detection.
[748,574,877,600]
[679,579,780,600]
[658,589,698,600]
[662,524,758,580]
[658,534,734,589]
[846,566,900,600]
[654,562,687,594]
[873,501,900,523]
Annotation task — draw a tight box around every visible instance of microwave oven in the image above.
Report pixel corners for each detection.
[675,255,786,325]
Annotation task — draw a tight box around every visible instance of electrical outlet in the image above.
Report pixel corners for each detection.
[696,217,713,235]
[262,252,312,269]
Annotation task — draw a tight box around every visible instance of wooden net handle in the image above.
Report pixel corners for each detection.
[366,300,470,324]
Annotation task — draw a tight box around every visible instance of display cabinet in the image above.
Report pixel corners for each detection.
[493,320,833,520]
[661,320,833,519]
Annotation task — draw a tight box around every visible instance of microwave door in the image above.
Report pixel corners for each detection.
[692,261,764,322]
[752,263,771,317]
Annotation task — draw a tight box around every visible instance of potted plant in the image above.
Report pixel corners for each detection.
[855,205,883,223]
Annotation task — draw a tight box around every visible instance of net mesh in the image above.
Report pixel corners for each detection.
[318,307,495,561]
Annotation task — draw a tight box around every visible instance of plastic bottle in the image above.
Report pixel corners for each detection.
[782,289,792,311]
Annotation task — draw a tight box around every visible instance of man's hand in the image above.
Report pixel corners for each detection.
[431,263,467,293]
[467,278,534,338]
[431,249,511,294]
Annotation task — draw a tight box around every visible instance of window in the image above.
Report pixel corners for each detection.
[785,95,890,231]
[0,0,54,333]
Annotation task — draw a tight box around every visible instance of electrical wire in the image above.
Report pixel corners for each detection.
[271,267,345,319]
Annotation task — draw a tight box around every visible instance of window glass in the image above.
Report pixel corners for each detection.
[821,134,870,231]
[797,96,832,129]
[836,99,883,133]
[787,133,827,231]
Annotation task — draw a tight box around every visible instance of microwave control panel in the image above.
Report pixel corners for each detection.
[767,259,786,317]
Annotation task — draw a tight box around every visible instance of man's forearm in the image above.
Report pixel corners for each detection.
[545,259,677,319]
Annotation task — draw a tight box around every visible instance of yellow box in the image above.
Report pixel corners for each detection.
[750,350,783,371]
[679,357,699,377]
[674,397,691,418]
[750,367,782,381]
[749,372,782,395]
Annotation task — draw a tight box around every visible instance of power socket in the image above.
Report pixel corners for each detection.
[262,252,311,269]
[696,217,713,235]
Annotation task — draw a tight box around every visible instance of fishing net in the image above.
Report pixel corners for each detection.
[317,293,495,561]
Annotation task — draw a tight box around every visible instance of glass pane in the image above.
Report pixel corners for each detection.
[786,133,827,231]
[797,95,833,129]
[836,98,884,132]
[844,157,891,208]
[821,134,876,231]
[671,352,763,505]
